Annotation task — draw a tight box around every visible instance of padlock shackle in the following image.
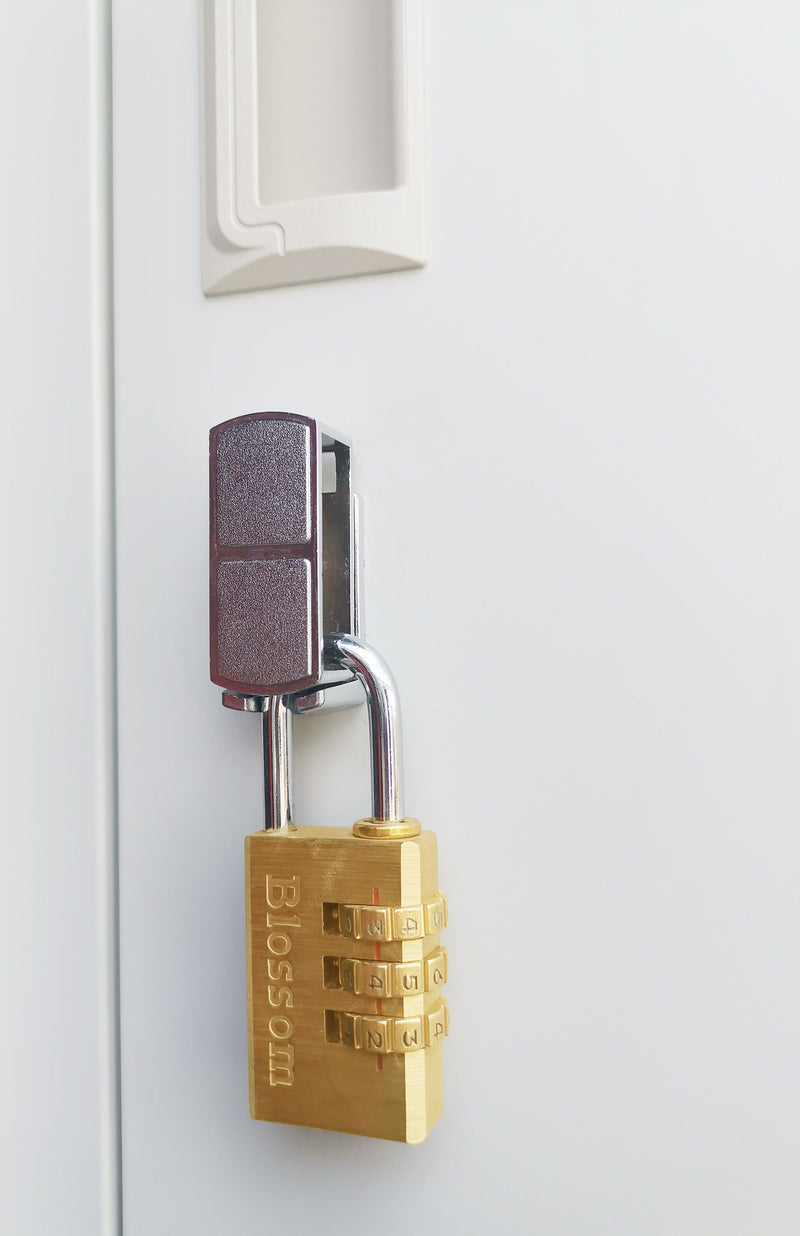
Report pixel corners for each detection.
[324,633,404,823]
[262,694,293,830]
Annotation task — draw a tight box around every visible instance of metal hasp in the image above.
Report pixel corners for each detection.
[210,410,363,830]
[210,411,359,697]
[210,411,406,830]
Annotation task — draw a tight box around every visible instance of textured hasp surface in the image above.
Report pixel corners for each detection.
[246,826,447,1143]
[209,412,321,695]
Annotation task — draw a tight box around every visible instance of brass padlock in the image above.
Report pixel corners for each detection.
[245,638,447,1142]
[210,414,448,1143]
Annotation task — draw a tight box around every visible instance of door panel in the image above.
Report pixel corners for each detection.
[115,2,800,1232]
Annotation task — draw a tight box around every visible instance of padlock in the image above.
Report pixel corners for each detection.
[245,634,447,1143]
[210,412,448,1143]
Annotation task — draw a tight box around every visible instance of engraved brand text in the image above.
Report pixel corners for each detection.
[265,874,299,1086]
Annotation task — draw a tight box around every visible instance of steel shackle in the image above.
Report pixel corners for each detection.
[324,633,419,839]
[263,634,418,838]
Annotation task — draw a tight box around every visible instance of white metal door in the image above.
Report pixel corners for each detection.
[113,3,800,1233]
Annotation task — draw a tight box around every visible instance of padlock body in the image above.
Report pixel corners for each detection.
[245,825,447,1143]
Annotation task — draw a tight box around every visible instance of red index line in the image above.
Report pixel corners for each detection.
[373,888,383,1072]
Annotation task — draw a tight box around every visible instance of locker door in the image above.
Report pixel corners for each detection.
[114,4,800,1233]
